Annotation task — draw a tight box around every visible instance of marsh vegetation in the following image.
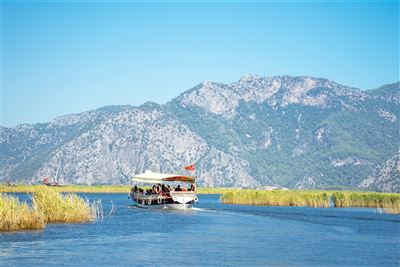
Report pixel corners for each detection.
[0,184,131,194]
[331,191,400,213]
[221,190,400,213]
[221,190,331,207]
[0,186,101,231]
[0,184,232,194]
[0,194,45,231]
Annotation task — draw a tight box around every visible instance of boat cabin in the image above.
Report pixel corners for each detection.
[130,171,198,209]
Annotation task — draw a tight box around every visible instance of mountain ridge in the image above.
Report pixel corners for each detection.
[1,75,399,191]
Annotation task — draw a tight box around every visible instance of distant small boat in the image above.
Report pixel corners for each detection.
[42,178,63,187]
[6,181,17,187]
[129,170,198,210]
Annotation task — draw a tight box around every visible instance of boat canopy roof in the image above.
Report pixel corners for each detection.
[132,171,195,184]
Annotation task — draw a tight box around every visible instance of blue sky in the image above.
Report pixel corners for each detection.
[2,1,399,127]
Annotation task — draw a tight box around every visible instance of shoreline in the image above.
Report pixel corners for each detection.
[0,185,231,194]
[1,185,399,213]
[221,190,400,214]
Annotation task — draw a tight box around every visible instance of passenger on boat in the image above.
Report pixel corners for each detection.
[161,184,169,192]
[175,185,182,191]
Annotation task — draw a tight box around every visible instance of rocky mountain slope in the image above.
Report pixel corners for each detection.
[360,151,400,192]
[1,75,399,191]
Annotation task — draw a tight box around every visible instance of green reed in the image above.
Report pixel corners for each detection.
[221,190,331,208]
[332,191,400,213]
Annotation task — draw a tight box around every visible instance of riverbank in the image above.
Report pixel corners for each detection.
[0,185,131,194]
[2,185,399,213]
[331,191,400,213]
[0,184,231,194]
[221,190,400,213]
[221,190,331,207]
[0,186,100,231]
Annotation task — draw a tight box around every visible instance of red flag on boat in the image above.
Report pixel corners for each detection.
[185,164,195,171]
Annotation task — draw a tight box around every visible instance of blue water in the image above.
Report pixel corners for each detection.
[1,194,399,267]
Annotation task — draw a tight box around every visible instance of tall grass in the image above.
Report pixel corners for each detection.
[0,194,45,231]
[332,191,400,213]
[221,190,331,208]
[221,190,400,213]
[32,186,97,223]
[0,186,102,231]
[0,185,131,194]
[0,185,234,194]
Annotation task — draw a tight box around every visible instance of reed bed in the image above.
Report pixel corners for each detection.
[332,191,400,213]
[221,190,400,213]
[221,190,331,208]
[0,185,233,194]
[32,186,97,223]
[0,194,46,231]
[0,185,131,194]
[2,185,399,213]
[0,186,102,231]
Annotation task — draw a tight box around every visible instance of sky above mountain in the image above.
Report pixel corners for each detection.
[2,1,399,127]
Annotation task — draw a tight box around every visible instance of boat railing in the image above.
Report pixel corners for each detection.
[131,190,196,199]
[131,192,161,199]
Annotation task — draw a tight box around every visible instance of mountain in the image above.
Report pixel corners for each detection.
[360,151,400,192]
[1,75,399,191]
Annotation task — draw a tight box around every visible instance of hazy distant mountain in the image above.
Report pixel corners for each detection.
[1,75,399,191]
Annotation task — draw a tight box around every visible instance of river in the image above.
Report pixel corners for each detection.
[1,194,399,266]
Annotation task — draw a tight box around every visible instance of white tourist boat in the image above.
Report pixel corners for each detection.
[129,170,198,209]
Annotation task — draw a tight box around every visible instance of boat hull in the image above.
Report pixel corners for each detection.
[132,202,193,210]
[129,191,196,210]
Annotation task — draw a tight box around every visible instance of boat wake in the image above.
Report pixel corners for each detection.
[198,205,400,225]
